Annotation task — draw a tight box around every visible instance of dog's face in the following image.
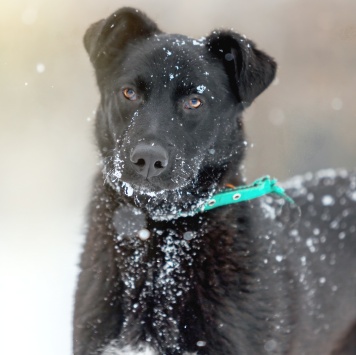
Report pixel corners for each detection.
[84,8,276,216]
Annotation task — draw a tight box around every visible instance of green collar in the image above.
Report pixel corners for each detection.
[194,176,294,214]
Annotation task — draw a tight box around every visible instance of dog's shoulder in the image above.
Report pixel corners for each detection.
[282,169,356,205]
[254,168,356,250]
[259,169,356,267]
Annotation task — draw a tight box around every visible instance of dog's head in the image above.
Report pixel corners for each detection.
[84,8,276,217]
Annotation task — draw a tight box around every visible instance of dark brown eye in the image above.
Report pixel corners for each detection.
[122,88,137,101]
[184,98,203,110]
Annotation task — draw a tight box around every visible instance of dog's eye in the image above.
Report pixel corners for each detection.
[184,98,203,110]
[123,88,137,101]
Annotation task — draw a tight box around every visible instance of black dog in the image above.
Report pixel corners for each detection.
[74,7,356,355]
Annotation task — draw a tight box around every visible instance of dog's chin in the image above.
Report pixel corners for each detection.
[108,175,217,221]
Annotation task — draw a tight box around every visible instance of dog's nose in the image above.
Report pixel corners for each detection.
[130,144,168,178]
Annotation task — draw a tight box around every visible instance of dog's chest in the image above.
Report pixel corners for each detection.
[112,207,203,349]
[115,228,197,299]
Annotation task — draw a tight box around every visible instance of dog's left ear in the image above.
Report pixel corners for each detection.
[206,30,277,106]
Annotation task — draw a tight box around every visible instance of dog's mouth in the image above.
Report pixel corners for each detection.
[105,148,204,191]
[103,153,222,220]
[108,175,216,221]
[106,157,199,194]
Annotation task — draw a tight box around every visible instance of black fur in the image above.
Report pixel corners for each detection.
[74,8,356,355]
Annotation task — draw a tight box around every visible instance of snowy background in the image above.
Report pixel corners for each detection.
[1,0,356,354]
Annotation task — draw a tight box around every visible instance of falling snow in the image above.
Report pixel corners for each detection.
[36,63,45,73]
[322,195,335,206]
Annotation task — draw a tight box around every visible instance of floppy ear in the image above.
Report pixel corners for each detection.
[84,7,162,69]
[206,30,277,106]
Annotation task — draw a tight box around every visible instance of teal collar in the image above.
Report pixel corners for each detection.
[194,176,294,214]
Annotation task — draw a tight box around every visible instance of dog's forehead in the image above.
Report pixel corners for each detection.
[121,34,214,79]
[150,33,206,50]
[142,33,207,59]
[116,33,228,94]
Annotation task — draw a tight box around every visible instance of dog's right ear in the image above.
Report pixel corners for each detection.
[84,7,162,69]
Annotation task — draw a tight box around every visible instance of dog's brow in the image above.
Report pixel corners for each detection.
[117,74,150,91]
[136,75,150,90]
[175,81,199,96]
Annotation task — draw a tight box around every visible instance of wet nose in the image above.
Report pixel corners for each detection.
[130,143,168,178]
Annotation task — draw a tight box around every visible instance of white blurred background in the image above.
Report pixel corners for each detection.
[0,0,355,354]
